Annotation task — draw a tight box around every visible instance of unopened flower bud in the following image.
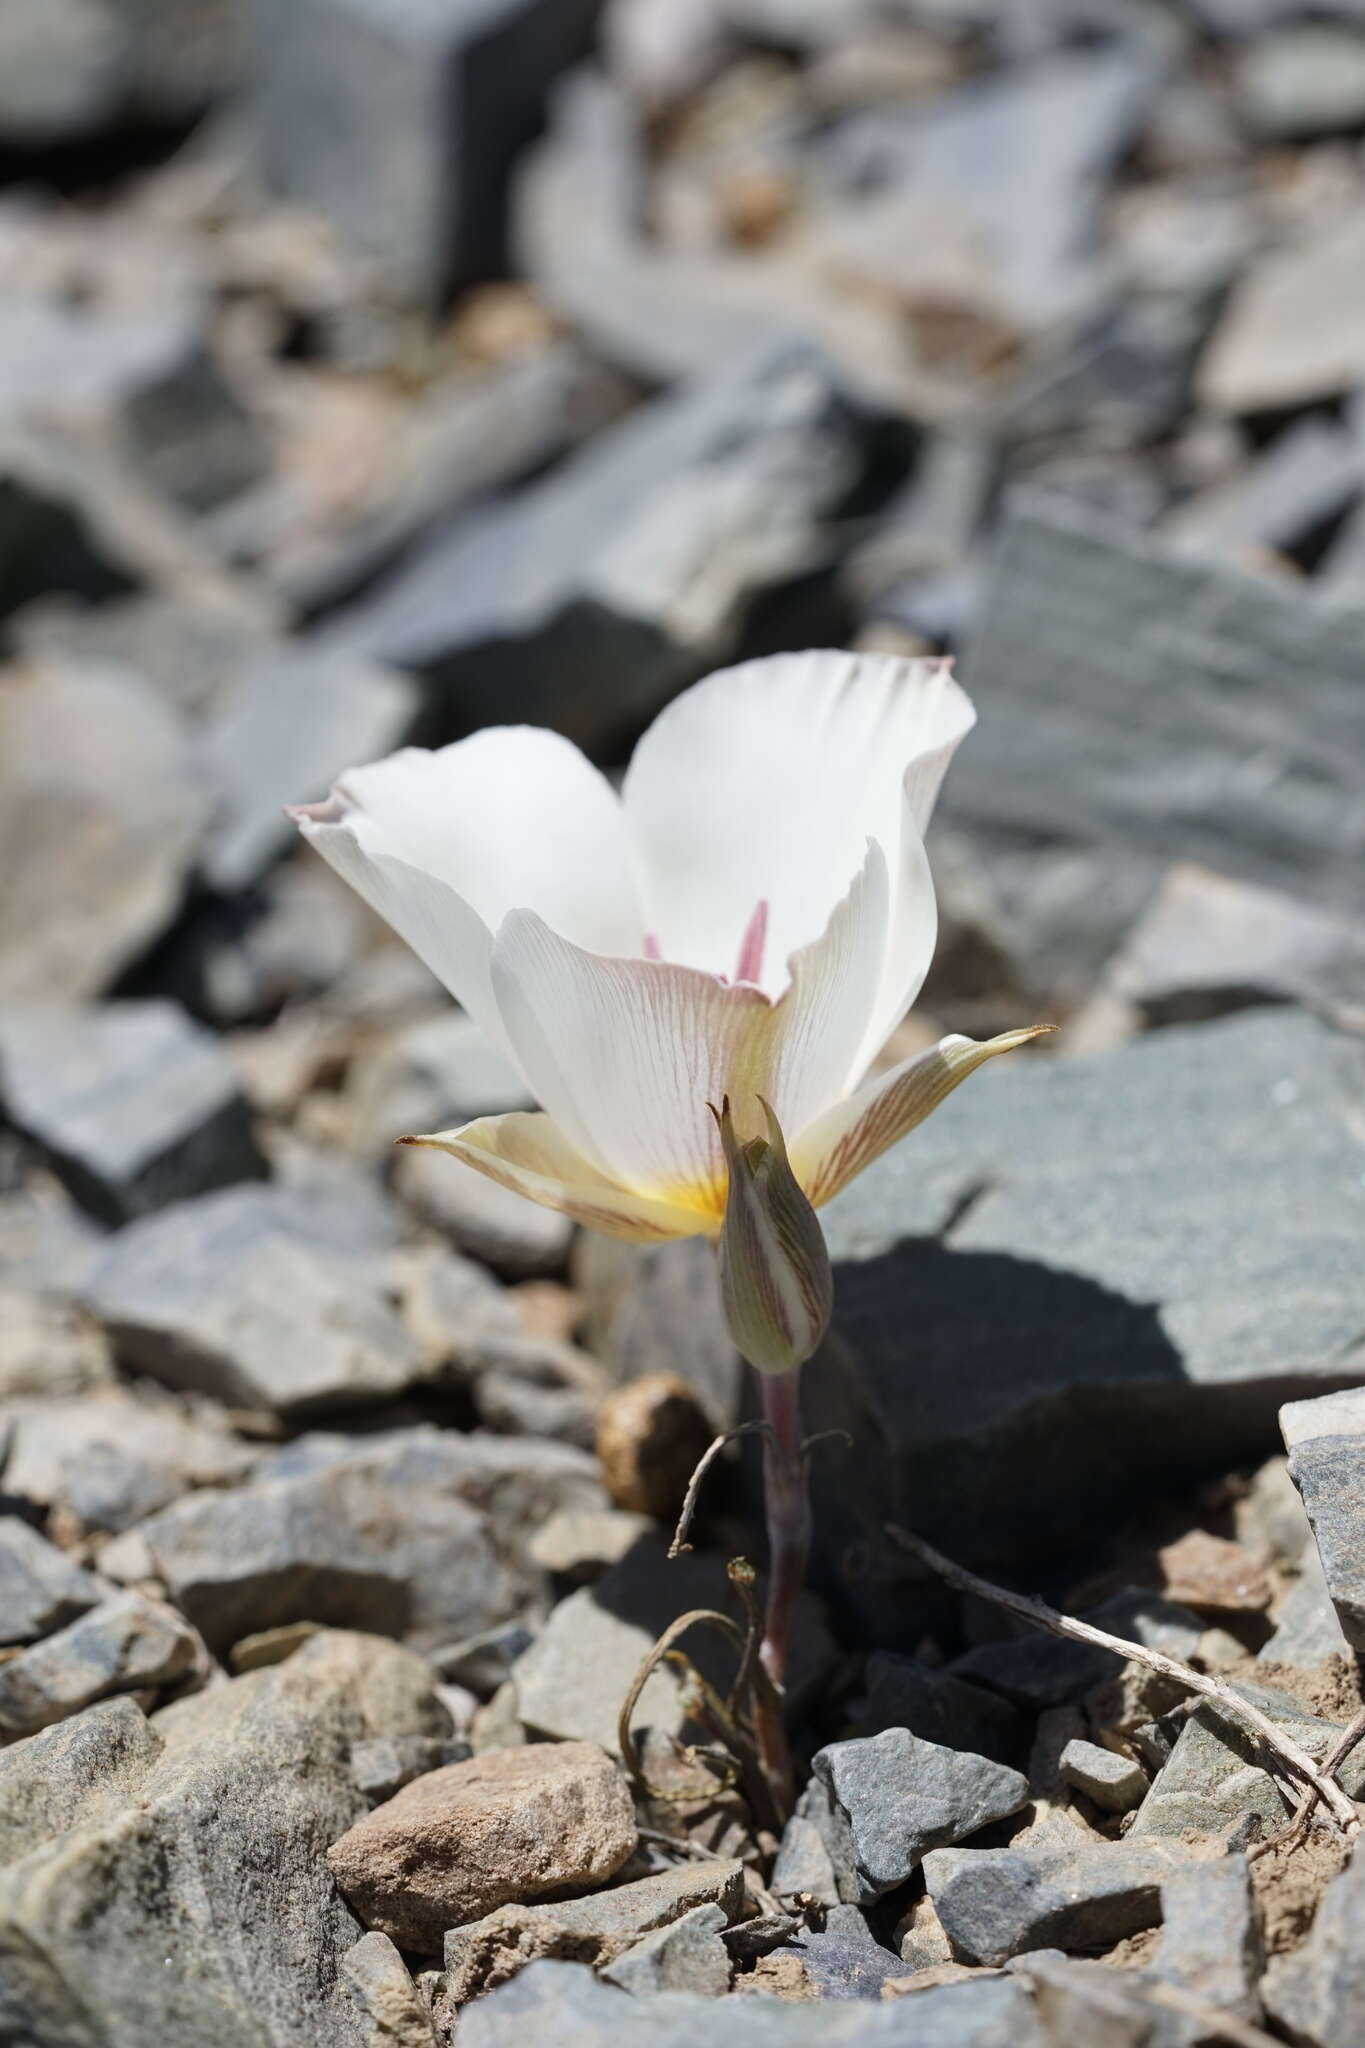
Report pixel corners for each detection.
[711,1094,833,1375]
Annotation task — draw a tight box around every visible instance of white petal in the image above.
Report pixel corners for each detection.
[403,1113,711,1242]
[622,650,973,999]
[293,724,643,1061]
[486,842,891,1214]
[490,909,775,1210]
[792,1027,1053,1210]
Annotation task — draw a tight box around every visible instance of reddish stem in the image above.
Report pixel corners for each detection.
[751,1367,808,1817]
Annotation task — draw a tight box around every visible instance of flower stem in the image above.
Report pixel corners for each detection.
[752,1366,808,1818]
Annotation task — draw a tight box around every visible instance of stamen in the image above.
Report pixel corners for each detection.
[734,899,769,986]
[643,933,662,961]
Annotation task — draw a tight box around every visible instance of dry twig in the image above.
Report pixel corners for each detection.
[669,1422,771,1558]
[1248,1702,1365,1862]
[886,1523,1361,1840]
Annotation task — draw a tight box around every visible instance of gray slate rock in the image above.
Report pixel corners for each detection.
[0,1518,109,1648]
[1058,1739,1148,1815]
[953,1595,1203,1711]
[0,661,201,1004]
[456,1958,1050,2045]
[510,1534,832,1753]
[138,1459,520,1656]
[340,1930,437,2047]
[770,1801,841,1906]
[442,1860,746,2008]
[811,1728,1030,1903]
[924,1838,1196,1966]
[1153,1853,1263,2033]
[84,1183,423,1418]
[782,1905,912,2001]
[3,1389,253,1536]
[947,494,1365,981]
[600,1903,731,1997]
[0,1002,266,1226]
[1130,1680,1365,1840]
[322,336,889,755]
[199,643,419,895]
[858,1652,1022,1763]
[1260,1545,1349,1664]
[0,1696,161,1864]
[1237,25,1365,137]
[0,1591,202,1739]
[820,1009,1365,1568]
[1162,415,1364,567]
[349,1735,468,1804]
[1282,1387,1365,1650]
[252,0,602,303]
[393,1143,573,1278]
[1263,1839,1365,2047]
[0,1629,447,2047]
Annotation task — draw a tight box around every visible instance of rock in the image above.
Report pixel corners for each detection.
[1157,1529,1271,1617]
[819,1010,1365,1569]
[328,1740,635,1953]
[780,1906,913,2001]
[857,1653,1021,1764]
[0,1289,111,1401]
[340,1931,437,2047]
[251,0,602,303]
[1153,1853,1263,2032]
[350,1013,534,1161]
[1058,1739,1148,1815]
[442,1858,745,2006]
[1262,1840,1365,2047]
[229,1622,324,1673]
[0,1591,203,1739]
[510,1534,833,1752]
[1130,1680,1365,1840]
[600,1902,731,1996]
[0,0,128,141]
[1161,417,1363,571]
[432,1621,537,1699]
[1282,1387,1365,1650]
[573,1232,742,1439]
[3,1388,252,1534]
[0,661,200,1004]
[83,1183,424,1419]
[321,336,894,755]
[527,1507,654,1579]
[1261,1546,1349,1664]
[250,1424,607,1558]
[770,1803,841,1905]
[393,1143,573,1278]
[199,643,420,895]
[1199,211,1365,414]
[947,497,1365,982]
[954,1595,1203,1711]
[594,1372,716,1521]
[138,1457,521,1656]
[0,1629,447,2045]
[827,47,1157,333]
[0,1696,161,1864]
[811,1729,1030,1903]
[0,1001,266,1226]
[0,1518,109,1647]
[457,1956,1048,2043]
[349,1735,463,1804]
[1236,26,1365,137]
[1067,863,1365,1054]
[923,1838,1197,1966]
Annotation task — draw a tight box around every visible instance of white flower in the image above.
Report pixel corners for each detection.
[291,650,1045,1243]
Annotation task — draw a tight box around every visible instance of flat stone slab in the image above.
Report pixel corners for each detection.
[1281,1387,1365,1650]
[83,1183,423,1418]
[945,492,1365,981]
[819,1009,1365,1567]
[923,1839,1197,1966]
[0,1001,266,1225]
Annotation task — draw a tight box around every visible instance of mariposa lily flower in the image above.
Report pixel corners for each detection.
[290,650,1045,1242]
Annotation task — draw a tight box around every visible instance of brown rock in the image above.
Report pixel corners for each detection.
[326,1739,636,1952]
[442,1858,746,2007]
[594,1372,714,1520]
[1158,1530,1271,1615]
